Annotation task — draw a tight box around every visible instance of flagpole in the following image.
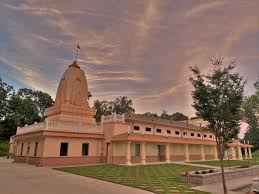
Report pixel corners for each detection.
[75,47,79,62]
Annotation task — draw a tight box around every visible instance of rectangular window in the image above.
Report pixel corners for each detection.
[60,142,68,156]
[156,128,161,133]
[183,132,187,136]
[34,142,38,157]
[145,127,151,132]
[133,126,140,130]
[204,134,207,138]
[191,133,194,136]
[82,143,89,156]
[166,130,171,134]
[175,131,180,135]
[197,134,201,137]
[21,143,24,156]
[135,144,140,156]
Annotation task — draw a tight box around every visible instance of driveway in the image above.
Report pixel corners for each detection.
[0,158,152,194]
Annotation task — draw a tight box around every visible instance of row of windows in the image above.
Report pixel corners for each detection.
[20,142,89,157]
[60,142,89,156]
[133,126,213,139]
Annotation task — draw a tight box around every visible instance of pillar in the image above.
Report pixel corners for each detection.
[126,141,131,165]
[201,145,205,161]
[248,147,252,159]
[165,143,170,163]
[244,147,248,159]
[140,142,146,165]
[237,146,243,160]
[231,147,236,160]
[214,146,218,160]
[185,144,190,162]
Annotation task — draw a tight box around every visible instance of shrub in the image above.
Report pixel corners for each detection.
[208,169,215,173]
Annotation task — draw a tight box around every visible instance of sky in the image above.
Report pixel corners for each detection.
[0,0,259,134]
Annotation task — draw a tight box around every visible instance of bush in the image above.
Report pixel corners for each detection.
[208,169,215,173]
[238,165,249,168]
[0,141,9,157]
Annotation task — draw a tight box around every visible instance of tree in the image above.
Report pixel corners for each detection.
[189,58,245,194]
[244,81,259,150]
[0,78,14,119]
[171,112,189,121]
[160,110,171,120]
[94,96,135,122]
[94,100,113,122]
[142,112,159,118]
[15,88,54,120]
[112,96,135,114]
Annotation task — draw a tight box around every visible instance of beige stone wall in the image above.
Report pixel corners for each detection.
[204,145,215,155]
[189,144,201,155]
[170,144,185,155]
[43,137,102,157]
[112,142,127,156]
[16,138,44,157]
[145,143,159,156]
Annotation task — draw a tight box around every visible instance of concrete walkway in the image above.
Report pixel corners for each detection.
[193,176,254,194]
[172,161,221,169]
[0,157,153,194]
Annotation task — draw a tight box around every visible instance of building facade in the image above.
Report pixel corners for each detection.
[10,61,253,166]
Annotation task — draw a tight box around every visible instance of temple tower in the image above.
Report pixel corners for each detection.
[45,61,96,124]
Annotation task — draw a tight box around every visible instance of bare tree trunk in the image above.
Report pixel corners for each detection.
[219,144,228,194]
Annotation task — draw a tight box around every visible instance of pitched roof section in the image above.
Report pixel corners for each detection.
[124,113,203,130]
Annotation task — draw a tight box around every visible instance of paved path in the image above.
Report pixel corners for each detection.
[0,158,153,194]
[193,176,254,194]
[172,161,221,169]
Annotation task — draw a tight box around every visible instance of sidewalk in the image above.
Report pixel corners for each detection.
[172,161,221,169]
[192,176,254,194]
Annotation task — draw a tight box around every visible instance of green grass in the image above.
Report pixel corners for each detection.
[189,159,259,167]
[56,164,210,194]
[0,140,9,157]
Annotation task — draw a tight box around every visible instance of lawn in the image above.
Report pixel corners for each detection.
[0,140,9,157]
[189,159,259,167]
[253,150,259,157]
[56,164,210,194]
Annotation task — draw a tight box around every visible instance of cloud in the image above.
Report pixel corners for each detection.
[0,0,258,119]
[185,1,227,18]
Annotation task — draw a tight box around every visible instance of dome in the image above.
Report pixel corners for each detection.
[55,61,89,107]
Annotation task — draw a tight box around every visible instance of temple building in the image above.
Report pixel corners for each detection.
[10,61,253,166]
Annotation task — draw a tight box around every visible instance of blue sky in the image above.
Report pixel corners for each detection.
[0,0,258,118]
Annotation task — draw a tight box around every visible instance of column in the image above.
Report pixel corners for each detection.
[140,142,146,165]
[201,145,205,161]
[214,146,218,160]
[237,146,243,160]
[248,147,252,159]
[224,150,228,160]
[185,144,190,162]
[244,147,248,159]
[165,143,170,163]
[231,147,236,160]
[126,141,131,165]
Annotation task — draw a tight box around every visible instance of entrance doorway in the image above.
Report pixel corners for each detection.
[158,145,166,161]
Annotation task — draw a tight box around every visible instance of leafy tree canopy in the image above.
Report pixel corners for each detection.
[244,80,259,150]
[0,78,54,140]
[94,96,135,122]
[189,57,245,193]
